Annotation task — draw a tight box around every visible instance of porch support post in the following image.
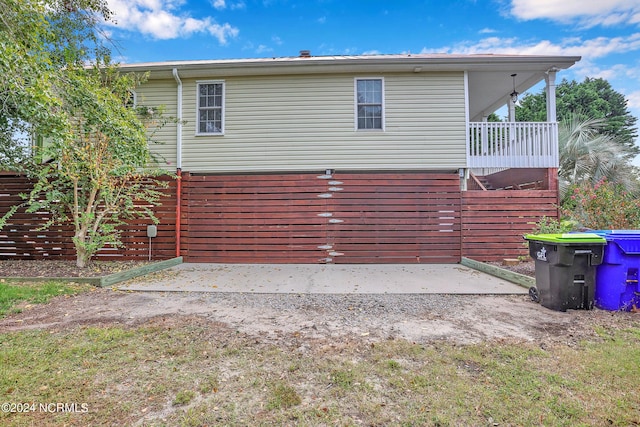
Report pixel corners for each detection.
[546,69,558,122]
[508,98,516,122]
[544,167,559,192]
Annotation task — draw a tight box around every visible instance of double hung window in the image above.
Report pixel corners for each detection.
[197,82,224,134]
[355,78,384,130]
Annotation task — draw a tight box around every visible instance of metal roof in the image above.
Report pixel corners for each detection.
[118,53,581,80]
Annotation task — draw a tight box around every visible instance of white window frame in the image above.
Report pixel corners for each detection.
[196,80,225,136]
[126,90,137,108]
[354,77,385,131]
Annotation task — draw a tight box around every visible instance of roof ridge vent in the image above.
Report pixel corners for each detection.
[299,50,311,57]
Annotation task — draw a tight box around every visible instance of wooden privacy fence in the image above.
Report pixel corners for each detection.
[1,171,559,263]
[0,173,177,260]
[461,190,559,261]
[180,171,462,264]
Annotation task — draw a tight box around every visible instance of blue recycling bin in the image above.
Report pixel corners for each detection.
[592,230,640,311]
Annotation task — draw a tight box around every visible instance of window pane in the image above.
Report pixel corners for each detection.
[198,83,224,133]
[356,79,382,129]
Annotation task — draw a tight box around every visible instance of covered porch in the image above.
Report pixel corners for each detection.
[465,60,574,174]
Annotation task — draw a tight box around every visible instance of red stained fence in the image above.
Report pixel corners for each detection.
[461,190,559,261]
[0,174,176,261]
[180,171,462,264]
[0,171,558,263]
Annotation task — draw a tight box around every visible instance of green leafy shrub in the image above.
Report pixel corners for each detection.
[531,216,575,234]
[561,178,640,230]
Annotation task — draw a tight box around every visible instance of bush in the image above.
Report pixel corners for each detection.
[561,178,640,230]
[531,216,575,234]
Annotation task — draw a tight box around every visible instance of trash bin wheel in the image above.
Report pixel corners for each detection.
[529,286,540,303]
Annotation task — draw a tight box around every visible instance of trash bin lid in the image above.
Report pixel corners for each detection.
[589,230,640,237]
[524,233,606,244]
[587,230,640,254]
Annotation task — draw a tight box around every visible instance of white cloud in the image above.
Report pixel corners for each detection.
[510,0,640,27]
[212,0,226,9]
[479,28,497,34]
[256,44,273,53]
[420,33,640,59]
[317,16,327,24]
[627,90,640,109]
[106,0,239,42]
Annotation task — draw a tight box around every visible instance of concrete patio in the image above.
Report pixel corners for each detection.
[119,263,528,294]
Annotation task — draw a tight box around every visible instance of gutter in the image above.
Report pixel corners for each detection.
[172,68,183,258]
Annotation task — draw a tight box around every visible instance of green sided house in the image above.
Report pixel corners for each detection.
[115,52,580,264]
[0,52,580,263]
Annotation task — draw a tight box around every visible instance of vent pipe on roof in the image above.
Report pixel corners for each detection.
[299,50,311,57]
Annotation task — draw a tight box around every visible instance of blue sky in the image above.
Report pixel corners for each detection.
[104,0,640,148]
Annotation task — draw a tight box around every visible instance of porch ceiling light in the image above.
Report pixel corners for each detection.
[510,73,519,104]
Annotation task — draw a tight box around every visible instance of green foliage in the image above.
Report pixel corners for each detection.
[0,1,171,266]
[0,281,90,317]
[267,383,302,410]
[531,216,575,234]
[23,67,169,267]
[561,178,640,230]
[558,114,639,202]
[173,390,196,406]
[516,77,638,154]
[0,0,112,169]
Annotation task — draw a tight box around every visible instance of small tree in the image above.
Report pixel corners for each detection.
[516,77,638,155]
[25,66,168,267]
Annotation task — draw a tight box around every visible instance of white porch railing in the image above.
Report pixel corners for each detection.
[468,122,558,168]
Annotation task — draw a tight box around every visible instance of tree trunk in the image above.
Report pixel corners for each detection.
[74,229,91,268]
[76,246,90,268]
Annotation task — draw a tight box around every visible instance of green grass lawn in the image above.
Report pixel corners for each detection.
[0,281,92,317]
[1,314,639,426]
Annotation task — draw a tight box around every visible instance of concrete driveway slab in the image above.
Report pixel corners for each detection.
[119,263,528,294]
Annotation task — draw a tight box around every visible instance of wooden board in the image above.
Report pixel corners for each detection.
[461,190,558,262]
[181,171,462,264]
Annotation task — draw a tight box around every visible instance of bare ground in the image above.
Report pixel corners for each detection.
[1,286,636,348]
[1,259,637,347]
[0,260,150,278]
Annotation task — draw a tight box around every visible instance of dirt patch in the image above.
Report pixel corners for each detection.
[0,259,636,347]
[0,260,150,278]
[1,288,636,347]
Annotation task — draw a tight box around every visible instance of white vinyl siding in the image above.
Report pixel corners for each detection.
[145,72,466,172]
[134,79,177,168]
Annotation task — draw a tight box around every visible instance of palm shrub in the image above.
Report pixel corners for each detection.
[558,114,639,203]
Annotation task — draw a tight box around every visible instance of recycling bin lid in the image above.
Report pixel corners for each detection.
[524,233,606,244]
[587,230,640,238]
[585,230,640,254]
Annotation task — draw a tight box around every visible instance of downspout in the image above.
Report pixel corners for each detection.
[172,68,183,258]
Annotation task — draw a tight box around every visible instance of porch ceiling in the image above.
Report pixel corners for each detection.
[468,69,561,122]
